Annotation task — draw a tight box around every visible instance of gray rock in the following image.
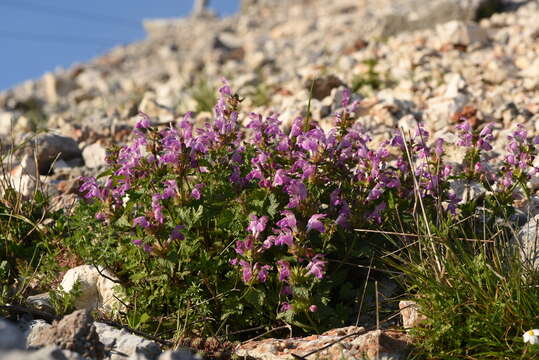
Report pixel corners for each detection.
[158,350,202,360]
[29,310,105,360]
[24,319,53,348]
[27,133,82,175]
[0,318,25,350]
[518,214,539,271]
[94,322,161,360]
[0,346,70,360]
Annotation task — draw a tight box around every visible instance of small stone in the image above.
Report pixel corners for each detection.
[399,300,427,329]
[306,75,345,101]
[436,21,489,47]
[27,293,54,313]
[82,142,108,169]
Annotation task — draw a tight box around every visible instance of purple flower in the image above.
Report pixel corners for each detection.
[366,184,383,202]
[513,124,527,141]
[136,112,151,129]
[235,236,254,255]
[285,180,308,208]
[240,260,253,283]
[367,202,386,224]
[434,138,444,157]
[306,254,326,279]
[151,194,164,224]
[143,243,153,253]
[281,285,292,295]
[79,177,102,199]
[133,216,151,229]
[262,236,275,249]
[161,180,178,200]
[336,201,350,227]
[341,88,351,107]
[169,225,185,241]
[277,260,291,281]
[274,229,294,247]
[95,212,106,221]
[191,183,204,200]
[273,169,290,187]
[309,305,318,313]
[280,302,292,312]
[390,134,404,147]
[330,189,342,207]
[290,117,304,137]
[247,214,269,237]
[132,239,142,246]
[307,214,326,233]
[276,210,297,230]
[256,264,271,283]
[246,168,263,181]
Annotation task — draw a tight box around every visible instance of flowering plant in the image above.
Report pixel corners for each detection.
[73,80,538,339]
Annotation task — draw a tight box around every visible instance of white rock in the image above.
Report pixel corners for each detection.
[82,142,108,169]
[444,73,467,98]
[436,21,489,46]
[59,265,125,314]
[6,163,38,198]
[0,112,15,136]
[398,114,418,134]
[424,93,468,132]
[449,179,486,204]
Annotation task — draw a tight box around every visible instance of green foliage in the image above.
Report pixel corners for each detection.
[350,58,396,95]
[387,177,539,358]
[0,186,50,292]
[48,279,82,315]
[191,78,217,113]
[246,83,273,108]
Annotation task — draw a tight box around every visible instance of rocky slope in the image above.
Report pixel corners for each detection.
[1,0,539,359]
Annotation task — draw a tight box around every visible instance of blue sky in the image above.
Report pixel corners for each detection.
[0,0,239,91]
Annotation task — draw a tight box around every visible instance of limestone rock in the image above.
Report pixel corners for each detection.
[0,345,82,360]
[59,265,125,314]
[94,322,161,360]
[436,21,489,47]
[25,319,53,348]
[235,326,410,360]
[29,310,104,360]
[82,142,108,169]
